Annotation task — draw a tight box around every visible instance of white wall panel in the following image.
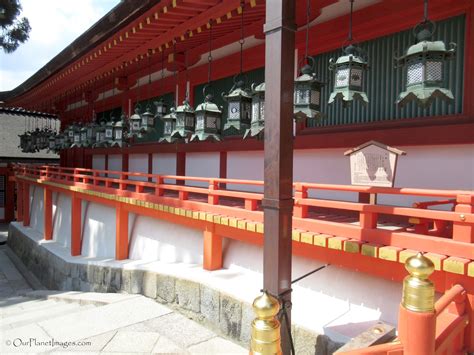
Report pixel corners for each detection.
[108,154,122,178]
[226,151,263,192]
[29,185,44,234]
[129,154,148,181]
[185,152,219,187]
[52,192,71,249]
[129,215,203,264]
[152,153,176,183]
[81,202,116,258]
[92,154,105,172]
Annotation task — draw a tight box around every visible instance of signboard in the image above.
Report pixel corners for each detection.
[344,141,406,187]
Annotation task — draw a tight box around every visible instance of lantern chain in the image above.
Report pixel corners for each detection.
[185,48,189,101]
[305,0,310,60]
[348,0,354,43]
[423,0,428,23]
[207,20,213,85]
[173,39,178,105]
[147,48,152,109]
[239,1,245,76]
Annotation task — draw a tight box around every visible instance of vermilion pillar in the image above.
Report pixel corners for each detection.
[16,181,23,222]
[203,227,222,271]
[43,188,53,240]
[23,182,30,226]
[115,203,129,260]
[453,194,474,243]
[71,193,82,256]
[176,152,186,186]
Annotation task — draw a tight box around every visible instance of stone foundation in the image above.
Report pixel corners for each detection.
[8,223,343,354]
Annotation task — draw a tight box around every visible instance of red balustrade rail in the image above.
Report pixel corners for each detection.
[13,164,474,259]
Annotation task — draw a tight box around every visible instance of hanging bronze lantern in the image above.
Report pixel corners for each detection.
[191,86,222,142]
[71,123,82,147]
[294,57,324,121]
[154,97,168,120]
[141,104,155,133]
[171,100,195,139]
[104,116,115,146]
[93,121,106,148]
[244,82,265,139]
[328,44,369,107]
[48,134,56,152]
[395,1,456,108]
[159,108,177,143]
[328,0,369,107]
[86,121,98,147]
[112,116,127,147]
[222,76,252,135]
[129,106,142,138]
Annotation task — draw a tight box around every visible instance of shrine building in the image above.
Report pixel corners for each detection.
[1,0,473,353]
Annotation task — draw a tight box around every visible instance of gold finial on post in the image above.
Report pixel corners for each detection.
[250,291,282,355]
[402,252,435,313]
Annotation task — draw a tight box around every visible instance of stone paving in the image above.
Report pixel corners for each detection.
[0,243,248,354]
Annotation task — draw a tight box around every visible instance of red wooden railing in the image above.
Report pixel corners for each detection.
[13,164,474,260]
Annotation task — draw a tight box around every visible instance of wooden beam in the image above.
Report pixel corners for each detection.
[262,0,296,353]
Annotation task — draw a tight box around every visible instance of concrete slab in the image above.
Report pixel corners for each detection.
[38,296,172,342]
[53,330,117,352]
[22,289,140,305]
[102,331,160,353]
[187,336,247,354]
[0,323,53,353]
[152,335,187,354]
[143,312,215,348]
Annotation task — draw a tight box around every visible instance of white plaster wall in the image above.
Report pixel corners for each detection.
[152,153,176,183]
[108,154,122,178]
[52,192,72,249]
[221,238,401,341]
[81,202,116,258]
[227,144,474,206]
[227,151,264,193]
[92,155,106,177]
[129,154,148,181]
[29,185,44,235]
[129,215,203,264]
[185,152,220,187]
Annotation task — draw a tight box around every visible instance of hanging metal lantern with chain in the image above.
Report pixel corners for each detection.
[222,75,252,135]
[129,106,142,138]
[222,1,251,136]
[244,82,265,139]
[159,107,177,143]
[294,0,324,122]
[395,0,456,108]
[171,100,195,139]
[191,86,222,142]
[328,0,369,107]
[111,114,128,147]
[294,57,324,121]
[93,121,106,148]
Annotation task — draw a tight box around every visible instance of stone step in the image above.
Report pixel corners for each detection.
[21,290,141,306]
[1,302,95,331]
[1,298,59,317]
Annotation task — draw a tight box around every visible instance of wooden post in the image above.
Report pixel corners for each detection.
[262,0,295,353]
[203,227,222,271]
[116,202,129,260]
[16,181,23,222]
[176,151,186,186]
[147,153,153,182]
[453,194,474,243]
[398,253,436,355]
[23,182,30,226]
[71,193,82,256]
[43,188,53,240]
[219,151,227,189]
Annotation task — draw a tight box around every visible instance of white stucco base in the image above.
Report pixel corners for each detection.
[26,187,405,342]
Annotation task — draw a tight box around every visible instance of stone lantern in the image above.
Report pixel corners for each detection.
[191,93,222,142]
[244,82,265,139]
[222,77,252,135]
[328,44,369,107]
[294,59,324,121]
[171,100,195,139]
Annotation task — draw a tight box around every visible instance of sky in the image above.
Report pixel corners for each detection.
[0,0,121,92]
